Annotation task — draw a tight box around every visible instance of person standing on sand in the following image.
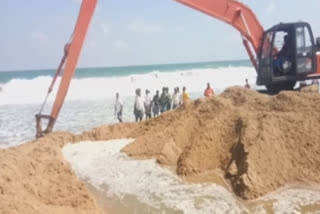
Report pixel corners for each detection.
[114,93,123,123]
[204,82,214,97]
[177,87,183,105]
[144,89,152,119]
[182,86,189,103]
[245,79,251,89]
[172,88,180,109]
[134,88,144,122]
[152,90,160,117]
[159,87,167,113]
[165,87,172,111]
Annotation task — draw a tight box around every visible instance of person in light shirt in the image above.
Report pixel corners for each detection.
[165,87,172,111]
[144,89,152,119]
[114,93,123,123]
[134,88,144,122]
[172,87,180,109]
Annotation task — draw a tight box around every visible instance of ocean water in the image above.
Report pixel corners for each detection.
[0,60,256,148]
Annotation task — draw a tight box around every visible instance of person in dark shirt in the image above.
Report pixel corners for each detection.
[152,90,160,117]
[159,87,167,113]
[245,79,251,89]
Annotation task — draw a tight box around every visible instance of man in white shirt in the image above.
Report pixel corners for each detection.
[144,89,152,119]
[114,93,123,123]
[134,88,144,122]
[172,87,180,109]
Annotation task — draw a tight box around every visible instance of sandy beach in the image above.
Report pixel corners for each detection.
[1,87,320,213]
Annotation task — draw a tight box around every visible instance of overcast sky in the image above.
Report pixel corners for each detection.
[1,0,320,71]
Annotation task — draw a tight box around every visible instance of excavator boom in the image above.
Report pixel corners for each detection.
[175,0,264,53]
[36,0,265,137]
[36,0,97,137]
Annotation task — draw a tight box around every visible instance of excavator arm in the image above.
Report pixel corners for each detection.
[175,0,263,53]
[35,0,97,137]
[36,0,264,137]
[175,0,264,70]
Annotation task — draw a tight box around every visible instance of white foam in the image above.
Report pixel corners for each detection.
[0,66,256,105]
[253,186,320,214]
[63,139,320,214]
[63,139,245,214]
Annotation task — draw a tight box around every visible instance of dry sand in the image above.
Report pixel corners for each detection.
[1,86,320,213]
[122,87,320,199]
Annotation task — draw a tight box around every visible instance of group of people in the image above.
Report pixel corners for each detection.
[114,83,216,123]
[133,86,190,122]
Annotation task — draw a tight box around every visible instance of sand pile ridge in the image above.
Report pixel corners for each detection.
[122,87,320,199]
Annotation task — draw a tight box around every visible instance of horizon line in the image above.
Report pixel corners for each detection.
[0,58,250,73]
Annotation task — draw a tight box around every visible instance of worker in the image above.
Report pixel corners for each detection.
[152,90,160,117]
[273,34,293,75]
[134,88,144,122]
[182,86,189,103]
[114,93,123,123]
[245,79,251,89]
[144,89,152,119]
[204,83,214,97]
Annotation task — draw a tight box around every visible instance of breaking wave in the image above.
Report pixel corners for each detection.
[0,66,256,106]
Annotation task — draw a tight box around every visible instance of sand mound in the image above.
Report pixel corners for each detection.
[1,86,320,214]
[0,119,147,214]
[0,132,103,214]
[122,87,320,199]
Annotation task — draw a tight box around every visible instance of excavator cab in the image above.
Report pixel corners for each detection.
[257,22,316,93]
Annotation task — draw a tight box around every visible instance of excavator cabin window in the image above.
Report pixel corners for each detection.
[296,26,314,74]
[272,28,295,76]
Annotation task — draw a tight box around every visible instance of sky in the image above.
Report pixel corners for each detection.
[1,0,320,71]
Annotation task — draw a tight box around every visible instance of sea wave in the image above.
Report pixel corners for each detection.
[0,66,256,106]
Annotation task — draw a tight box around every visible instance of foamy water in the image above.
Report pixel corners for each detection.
[0,67,256,106]
[63,139,320,214]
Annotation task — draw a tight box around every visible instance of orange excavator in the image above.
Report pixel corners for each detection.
[35,0,320,137]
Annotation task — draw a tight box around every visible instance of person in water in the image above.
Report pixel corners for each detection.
[152,90,160,117]
[144,89,152,119]
[134,88,144,122]
[245,78,251,89]
[182,86,189,103]
[114,92,123,123]
[204,82,214,97]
